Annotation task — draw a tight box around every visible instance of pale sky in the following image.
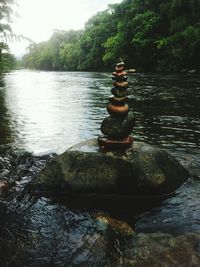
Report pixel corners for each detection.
[9,0,122,57]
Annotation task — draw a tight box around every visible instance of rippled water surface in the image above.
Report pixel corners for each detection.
[0,70,200,266]
[0,71,109,154]
[1,70,200,156]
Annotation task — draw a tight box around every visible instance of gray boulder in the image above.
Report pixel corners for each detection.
[31,139,189,196]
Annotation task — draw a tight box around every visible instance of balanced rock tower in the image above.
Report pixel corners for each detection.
[98,60,135,150]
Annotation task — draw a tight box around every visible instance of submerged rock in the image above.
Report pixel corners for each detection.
[121,232,200,267]
[0,179,10,195]
[31,139,189,196]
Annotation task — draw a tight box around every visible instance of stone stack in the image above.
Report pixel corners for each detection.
[98,60,135,150]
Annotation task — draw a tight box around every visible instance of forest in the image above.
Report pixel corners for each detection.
[1,0,200,73]
[22,0,200,72]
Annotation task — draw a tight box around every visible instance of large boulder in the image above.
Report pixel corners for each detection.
[31,139,189,196]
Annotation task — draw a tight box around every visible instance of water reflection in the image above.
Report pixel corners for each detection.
[1,70,200,156]
[129,74,200,150]
[0,77,14,145]
[3,71,109,154]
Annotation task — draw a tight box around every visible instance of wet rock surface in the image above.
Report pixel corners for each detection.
[31,139,189,196]
[121,232,200,267]
[0,147,200,267]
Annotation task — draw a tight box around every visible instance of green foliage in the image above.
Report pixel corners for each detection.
[77,9,119,70]
[23,30,82,71]
[22,0,200,73]
[0,0,16,73]
[0,51,16,71]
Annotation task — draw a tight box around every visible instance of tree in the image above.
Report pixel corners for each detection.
[0,0,16,73]
[77,8,118,71]
[23,30,83,71]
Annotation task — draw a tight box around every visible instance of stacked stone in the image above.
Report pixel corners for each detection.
[98,60,135,150]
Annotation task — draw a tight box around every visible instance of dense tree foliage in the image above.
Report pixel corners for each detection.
[23,30,82,71]
[23,0,200,72]
[0,0,16,73]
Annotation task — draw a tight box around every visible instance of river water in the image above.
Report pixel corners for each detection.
[0,70,200,266]
[1,71,200,156]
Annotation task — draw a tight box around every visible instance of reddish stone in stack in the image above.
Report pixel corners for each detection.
[98,61,135,150]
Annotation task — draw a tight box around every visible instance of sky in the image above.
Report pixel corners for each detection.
[9,0,122,57]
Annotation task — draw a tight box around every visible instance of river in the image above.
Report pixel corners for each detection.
[0,70,200,266]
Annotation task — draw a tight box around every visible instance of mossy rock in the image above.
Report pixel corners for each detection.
[31,139,189,196]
